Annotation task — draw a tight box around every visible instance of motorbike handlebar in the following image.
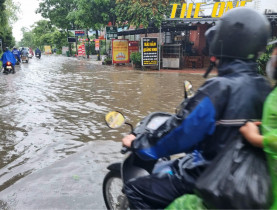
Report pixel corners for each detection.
[121,146,131,154]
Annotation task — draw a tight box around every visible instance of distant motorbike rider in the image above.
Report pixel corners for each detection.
[29,47,34,57]
[1,47,16,68]
[35,47,41,58]
[122,8,273,209]
[12,47,21,63]
[21,47,29,57]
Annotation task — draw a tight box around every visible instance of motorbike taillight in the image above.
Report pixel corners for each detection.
[6,62,11,66]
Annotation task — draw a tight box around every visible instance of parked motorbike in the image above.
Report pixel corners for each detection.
[3,61,15,74]
[102,81,194,210]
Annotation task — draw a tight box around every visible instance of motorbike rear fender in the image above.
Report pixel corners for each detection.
[107,162,121,172]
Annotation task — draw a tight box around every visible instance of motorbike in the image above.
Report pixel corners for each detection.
[35,53,41,59]
[102,81,194,210]
[3,61,15,74]
[21,55,29,63]
[15,57,20,65]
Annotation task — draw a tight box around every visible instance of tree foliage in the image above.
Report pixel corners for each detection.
[5,0,20,24]
[37,0,77,30]
[68,0,116,36]
[0,0,16,49]
[257,42,276,75]
[19,20,68,51]
[115,0,178,28]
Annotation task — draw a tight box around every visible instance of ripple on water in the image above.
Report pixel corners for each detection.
[0,55,208,191]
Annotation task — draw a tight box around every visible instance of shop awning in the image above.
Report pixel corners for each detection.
[117,14,277,36]
[117,25,198,36]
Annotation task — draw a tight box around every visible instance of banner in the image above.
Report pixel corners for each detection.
[95,39,100,51]
[129,41,139,58]
[79,38,87,41]
[112,39,129,64]
[141,38,158,66]
[78,44,86,56]
[62,46,69,55]
[44,46,52,54]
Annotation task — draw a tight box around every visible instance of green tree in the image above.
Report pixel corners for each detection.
[37,0,77,30]
[50,29,68,50]
[18,27,34,47]
[68,0,116,38]
[19,20,68,52]
[0,0,16,49]
[32,20,54,48]
[37,0,78,55]
[257,43,276,75]
[5,0,20,24]
[115,0,178,28]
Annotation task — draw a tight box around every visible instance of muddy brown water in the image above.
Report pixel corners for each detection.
[0,55,210,209]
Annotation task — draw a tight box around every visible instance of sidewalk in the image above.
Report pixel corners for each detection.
[78,55,217,75]
[113,63,217,75]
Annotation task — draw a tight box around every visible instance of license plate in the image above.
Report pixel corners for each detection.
[7,66,12,69]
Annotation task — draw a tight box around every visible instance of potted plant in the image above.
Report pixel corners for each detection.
[130,52,142,69]
[104,56,112,65]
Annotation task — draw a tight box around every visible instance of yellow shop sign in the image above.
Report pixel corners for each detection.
[170,1,252,19]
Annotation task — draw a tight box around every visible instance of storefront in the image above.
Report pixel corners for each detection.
[117,14,277,69]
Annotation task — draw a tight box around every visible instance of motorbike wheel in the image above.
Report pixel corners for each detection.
[103,171,128,210]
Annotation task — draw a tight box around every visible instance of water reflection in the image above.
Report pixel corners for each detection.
[0,55,208,190]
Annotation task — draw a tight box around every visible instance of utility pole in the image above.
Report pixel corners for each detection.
[159,26,161,71]
[76,36,78,56]
[87,29,90,59]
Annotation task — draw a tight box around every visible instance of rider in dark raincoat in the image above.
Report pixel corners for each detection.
[12,47,21,63]
[1,47,16,67]
[35,47,41,58]
[122,8,273,209]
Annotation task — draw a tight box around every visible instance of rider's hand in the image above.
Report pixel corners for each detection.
[239,121,263,148]
[122,134,136,148]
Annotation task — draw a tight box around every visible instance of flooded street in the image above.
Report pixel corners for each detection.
[0,55,208,209]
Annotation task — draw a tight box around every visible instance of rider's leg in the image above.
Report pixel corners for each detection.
[124,172,194,209]
[124,153,208,209]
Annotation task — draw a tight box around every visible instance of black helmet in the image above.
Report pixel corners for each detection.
[208,7,270,60]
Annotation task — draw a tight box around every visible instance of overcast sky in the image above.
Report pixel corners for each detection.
[12,0,43,42]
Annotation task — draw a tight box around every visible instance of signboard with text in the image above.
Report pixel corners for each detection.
[106,26,118,40]
[75,30,86,36]
[44,46,52,54]
[67,37,76,43]
[112,39,129,64]
[141,38,158,66]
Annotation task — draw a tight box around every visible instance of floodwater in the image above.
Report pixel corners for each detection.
[0,55,209,209]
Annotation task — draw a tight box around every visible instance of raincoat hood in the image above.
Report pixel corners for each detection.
[1,50,16,66]
[217,59,258,77]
